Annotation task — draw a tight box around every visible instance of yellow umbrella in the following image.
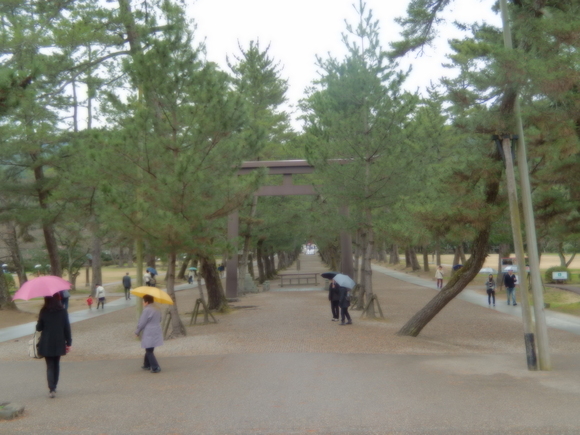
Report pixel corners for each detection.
[130,286,174,305]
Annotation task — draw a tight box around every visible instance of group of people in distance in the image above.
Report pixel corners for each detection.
[328,278,352,325]
[434,265,519,307]
[35,272,164,398]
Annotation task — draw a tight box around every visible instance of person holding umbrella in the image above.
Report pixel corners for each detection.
[12,275,73,397]
[36,295,72,398]
[321,272,341,322]
[331,273,355,326]
[135,294,163,373]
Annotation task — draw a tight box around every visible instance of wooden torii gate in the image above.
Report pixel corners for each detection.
[226,160,353,299]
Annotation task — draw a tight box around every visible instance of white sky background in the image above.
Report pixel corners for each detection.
[187,0,501,130]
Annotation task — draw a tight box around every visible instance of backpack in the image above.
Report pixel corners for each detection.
[345,289,352,301]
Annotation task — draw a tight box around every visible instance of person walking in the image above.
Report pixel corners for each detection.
[135,294,163,373]
[434,265,444,289]
[95,284,106,309]
[122,273,132,300]
[485,274,496,306]
[504,270,518,306]
[337,283,352,326]
[144,271,151,287]
[59,290,70,310]
[36,295,72,398]
[328,280,340,321]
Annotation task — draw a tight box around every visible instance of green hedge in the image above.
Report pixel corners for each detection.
[544,266,571,283]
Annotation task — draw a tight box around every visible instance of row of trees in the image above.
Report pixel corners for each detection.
[1,0,579,338]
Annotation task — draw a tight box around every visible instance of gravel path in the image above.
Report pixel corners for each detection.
[3,254,580,362]
[3,254,580,434]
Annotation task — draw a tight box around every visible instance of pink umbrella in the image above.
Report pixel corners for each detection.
[12,276,72,301]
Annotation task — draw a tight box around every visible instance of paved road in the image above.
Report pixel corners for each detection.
[372,264,580,336]
[0,282,197,343]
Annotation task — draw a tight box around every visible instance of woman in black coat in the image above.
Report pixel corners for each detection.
[337,284,352,325]
[36,295,72,398]
[328,281,340,321]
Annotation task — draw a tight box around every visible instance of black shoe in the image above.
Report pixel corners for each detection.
[141,366,151,370]
[151,367,161,373]
[339,322,345,325]
[346,320,352,325]
[49,390,56,398]
[513,303,517,306]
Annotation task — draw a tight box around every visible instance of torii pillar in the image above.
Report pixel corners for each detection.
[226,160,353,299]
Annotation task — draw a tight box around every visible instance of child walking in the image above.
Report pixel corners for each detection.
[86,296,93,310]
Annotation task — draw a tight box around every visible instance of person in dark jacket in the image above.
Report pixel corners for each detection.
[328,280,340,321]
[36,295,72,398]
[337,283,352,325]
[503,270,518,306]
[485,274,496,307]
[135,294,163,373]
[122,273,132,300]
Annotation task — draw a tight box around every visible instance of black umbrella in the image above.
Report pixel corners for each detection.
[321,272,339,280]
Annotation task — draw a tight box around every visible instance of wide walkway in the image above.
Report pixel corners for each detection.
[2,254,580,434]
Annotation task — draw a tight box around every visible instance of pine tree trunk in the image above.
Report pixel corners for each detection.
[85,260,91,288]
[248,252,255,279]
[127,244,134,267]
[558,242,566,267]
[410,246,421,271]
[452,246,461,266]
[264,248,273,279]
[353,230,361,283]
[423,246,430,272]
[0,269,17,310]
[361,209,375,317]
[91,233,102,291]
[34,165,62,277]
[460,243,467,263]
[4,223,27,286]
[257,239,265,283]
[390,244,399,264]
[201,255,227,311]
[165,251,186,338]
[378,242,387,262]
[117,247,124,267]
[398,176,500,337]
[177,253,191,280]
[146,250,156,269]
[405,247,412,268]
[239,195,258,293]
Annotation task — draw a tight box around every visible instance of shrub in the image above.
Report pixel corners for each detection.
[545,266,571,283]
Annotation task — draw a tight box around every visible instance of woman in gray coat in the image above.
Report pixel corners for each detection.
[135,295,163,373]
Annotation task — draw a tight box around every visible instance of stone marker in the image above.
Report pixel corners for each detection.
[0,402,25,420]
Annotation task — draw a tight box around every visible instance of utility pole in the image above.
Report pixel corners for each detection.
[501,136,537,370]
[499,0,551,370]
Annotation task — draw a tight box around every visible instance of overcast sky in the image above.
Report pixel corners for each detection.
[187,0,500,128]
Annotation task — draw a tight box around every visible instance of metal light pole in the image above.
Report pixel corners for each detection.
[497,135,537,370]
[499,0,551,370]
